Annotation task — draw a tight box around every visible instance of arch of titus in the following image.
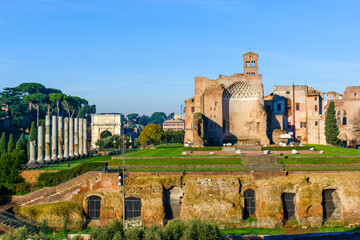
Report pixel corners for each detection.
[90,113,123,148]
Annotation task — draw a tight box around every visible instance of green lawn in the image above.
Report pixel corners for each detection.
[34,155,111,170]
[220,228,284,235]
[279,157,360,165]
[307,144,360,156]
[109,157,242,166]
[125,144,183,157]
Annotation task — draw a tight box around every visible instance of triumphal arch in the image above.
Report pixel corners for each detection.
[90,113,123,148]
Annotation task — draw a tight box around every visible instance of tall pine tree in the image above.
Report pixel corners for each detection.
[0,132,6,155]
[7,134,14,153]
[325,101,341,146]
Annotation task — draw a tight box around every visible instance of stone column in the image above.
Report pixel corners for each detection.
[79,118,83,157]
[63,117,69,160]
[51,115,57,162]
[69,117,74,159]
[36,126,44,164]
[83,119,88,155]
[28,141,36,165]
[74,118,79,158]
[58,116,63,161]
[44,115,51,163]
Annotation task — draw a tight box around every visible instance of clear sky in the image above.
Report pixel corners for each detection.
[0,0,359,115]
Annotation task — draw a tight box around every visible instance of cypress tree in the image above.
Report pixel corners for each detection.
[0,132,6,155]
[325,101,341,146]
[7,134,14,153]
[28,122,36,157]
[16,133,27,152]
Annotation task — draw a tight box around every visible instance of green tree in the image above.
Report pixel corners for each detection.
[7,134,15,153]
[150,112,167,125]
[138,115,150,126]
[127,113,139,122]
[23,93,49,126]
[138,124,164,145]
[15,133,27,152]
[49,93,66,117]
[0,132,6,155]
[325,101,341,146]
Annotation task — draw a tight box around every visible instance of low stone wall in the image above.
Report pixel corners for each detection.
[14,170,360,228]
[20,170,58,184]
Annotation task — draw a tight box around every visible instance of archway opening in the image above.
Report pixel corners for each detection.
[243,189,256,219]
[322,189,341,221]
[125,197,142,220]
[163,187,183,220]
[282,193,296,221]
[88,196,101,219]
[100,130,112,139]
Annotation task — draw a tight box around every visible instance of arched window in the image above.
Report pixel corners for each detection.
[322,189,341,221]
[342,110,347,125]
[337,111,341,125]
[282,193,296,220]
[88,196,101,219]
[243,189,256,219]
[125,197,142,220]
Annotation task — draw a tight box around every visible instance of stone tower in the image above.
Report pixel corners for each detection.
[243,52,258,76]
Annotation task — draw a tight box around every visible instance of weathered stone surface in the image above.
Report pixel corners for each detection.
[15,171,360,229]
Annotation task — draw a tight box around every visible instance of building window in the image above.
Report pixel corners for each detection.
[210,115,212,118]
[125,197,142,220]
[296,103,300,111]
[315,121,318,126]
[191,106,195,113]
[88,196,101,219]
[210,107,212,110]
[277,104,281,111]
[342,111,347,125]
[246,61,250,67]
[215,101,218,107]
[282,193,296,220]
[251,61,255,67]
[315,97,317,101]
[214,115,216,118]
[191,99,194,103]
[243,189,256,219]
[315,105,318,112]
[286,91,290,94]
[246,73,251,76]
[300,122,306,128]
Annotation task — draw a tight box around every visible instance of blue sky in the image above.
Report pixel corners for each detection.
[0,0,359,115]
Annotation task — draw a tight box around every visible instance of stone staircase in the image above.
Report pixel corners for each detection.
[0,210,39,234]
[242,156,283,171]
[14,170,102,207]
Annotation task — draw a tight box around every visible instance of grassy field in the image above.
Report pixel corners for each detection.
[109,157,243,166]
[125,144,183,157]
[279,157,360,165]
[306,144,360,156]
[33,155,111,170]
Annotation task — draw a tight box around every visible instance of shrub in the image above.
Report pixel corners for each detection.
[182,219,220,240]
[15,181,31,194]
[144,225,164,240]
[1,226,28,240]
[182,147,223,151]
[124,227,143,240]
[37,162,104,188]
[91,220,124,240]
[163,219,186,240]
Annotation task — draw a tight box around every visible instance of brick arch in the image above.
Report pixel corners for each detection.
[83,192,105,218]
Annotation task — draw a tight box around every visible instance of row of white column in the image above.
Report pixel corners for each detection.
[28,116,88,165]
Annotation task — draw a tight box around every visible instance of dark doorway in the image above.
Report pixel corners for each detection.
[282,193,295,220]
[322,189,340,221]
[125,197,142,220]
[164,187,183,220]
[243,189,256,219]
[88,196,101,219]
